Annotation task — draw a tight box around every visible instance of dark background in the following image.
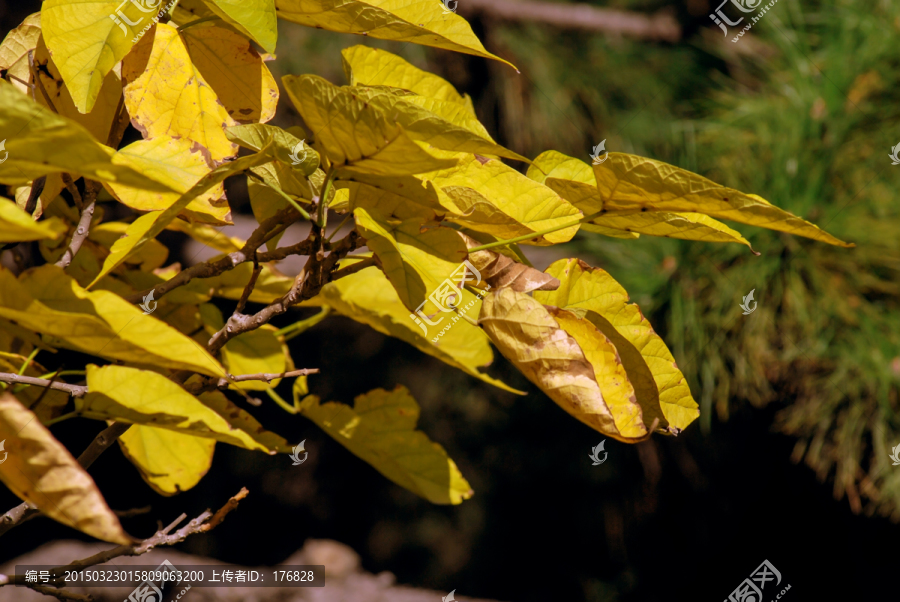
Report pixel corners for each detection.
[1,0,898,600]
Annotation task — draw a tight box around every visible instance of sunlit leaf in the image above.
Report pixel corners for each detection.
[182,24,278,124]
[203,0,278,54]
[282,74,457,175]
[354,207,467,313]
[590,153,852,247]
[89,145,274,288]
[0,265,225,377]
[424,152,583,245]
[82,365,287,452]
[534,258,700,433]
[299,385,473,504]
[41,0,146,113]
[341,45,469,106]
[118,425,215,496]
[0,197,67,243]
[0,392,132,543]
[275,0,515,69]
[108,136,231,225]
[123,23,237,163]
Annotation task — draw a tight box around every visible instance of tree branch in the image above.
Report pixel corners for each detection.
[56,182,100,269]
[185,369,320,395]
[125,206,304,304]
[206,230,360,355]
[0,373,87,397]
[459,0,681,42]
[0,488,248,589]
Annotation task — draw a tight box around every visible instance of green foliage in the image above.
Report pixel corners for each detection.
[0,0,849,545]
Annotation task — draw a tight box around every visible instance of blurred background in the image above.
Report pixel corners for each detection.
[1,0,899,599]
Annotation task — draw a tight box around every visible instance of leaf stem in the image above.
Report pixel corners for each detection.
[325,213,353,243]
[265,387,301,414]
[43,411,80,427]
[467,210,604,252]
[276,307,331,341]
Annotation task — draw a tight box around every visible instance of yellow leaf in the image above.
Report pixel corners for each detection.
[226,123,319,176]
[0,197,67,243]
[123,23,237,163]
[339,180,440,221]
[425,152,583,245]
[182,24,279,124]
[282,74,458,176]
[354,207,467,313]
[89,145,274,288]
[302,262,520,393]
[90,222,169,272]
[479,288,650,441]
[0,265,225,377]
[33,35,122,145]
[0,82,173,191]
[0,13,42,95]
[275,0,515,69]
[534,258,700,433]
[118,425,215,496]
[41,0,147,113]
[0,392,132,544]
[199,303,287,391]
[532,151,753,248]
[299,385,473,504]
[341,45,468,106]
[203,0,278,54]
[351,86,528,163]
[81,365,287,452]
[108,136,231,225]
[592,153,853,247]
[588,212,754,249]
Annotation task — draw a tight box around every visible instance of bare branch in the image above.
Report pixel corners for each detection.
[459,0,681,42]
[125,206,304,304]
[56,182,100,269]
[0,373,87,397]
[207,230,360,354]
[0,489,249,588]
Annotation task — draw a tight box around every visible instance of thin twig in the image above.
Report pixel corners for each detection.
[0,489,248,589]
[330,256,376,280]
[0,373,87,397]
[113,506,152,518]
[206,230,360,355]
[234,253,261,315]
